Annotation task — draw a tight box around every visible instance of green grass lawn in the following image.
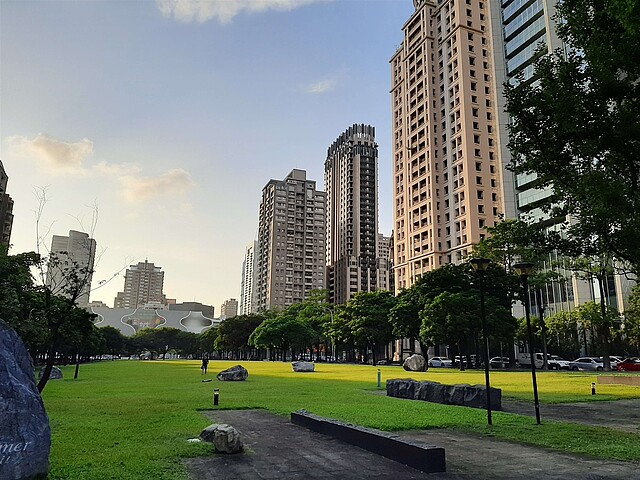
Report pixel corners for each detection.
[42,360,640,480]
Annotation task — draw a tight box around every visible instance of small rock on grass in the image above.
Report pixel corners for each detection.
[200,424,243,454]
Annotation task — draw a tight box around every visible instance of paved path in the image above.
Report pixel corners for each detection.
[185,409,640,480]
[502,398,640,433]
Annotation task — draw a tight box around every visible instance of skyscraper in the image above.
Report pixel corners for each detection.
[114,260,165,309]
[239,240,258,315]
[377,233,393,294]
[491,0,561,224]
[47,230,97,307]
[325,124,386,304]
[220,298,238,320]
[256,169,326,311]
[0,160,14,247]
[391,0,513,291]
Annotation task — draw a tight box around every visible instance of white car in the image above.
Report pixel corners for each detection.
[547,355,571,370]
[429,356,453,368]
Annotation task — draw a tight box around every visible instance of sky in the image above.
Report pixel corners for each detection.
[1,0,414,313]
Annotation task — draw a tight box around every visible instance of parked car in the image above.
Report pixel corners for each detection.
[429,356,453,368]
[547,355,571,370]
[617,358,640,372]
[453,354,477,367]
[569,357,604,371]
[489,356,511,368]
[608,356,624,368]
[517,352,544,368]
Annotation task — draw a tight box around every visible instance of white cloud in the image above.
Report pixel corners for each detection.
[120,169,196,203]
[7,133,93,175]
[306,78,337,94]
[157,0,325,24]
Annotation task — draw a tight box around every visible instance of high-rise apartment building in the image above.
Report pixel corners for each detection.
[325,125,387,304]
[391,0,513,291]
[0,160,14,247]
[220,298,238,320]
[47,230,97,307]
[377,233,393,294]
[240,241,258,315]
[256,169,326,311]
[114,260,165,309]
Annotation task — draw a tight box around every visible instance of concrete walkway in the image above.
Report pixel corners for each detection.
[185,409,640,480]
[501,398,640,433]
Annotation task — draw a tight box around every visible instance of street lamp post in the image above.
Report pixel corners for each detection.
[513,262,541,425]
[470,257,493,426]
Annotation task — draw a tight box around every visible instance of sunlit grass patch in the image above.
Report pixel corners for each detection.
[42,360,640,479]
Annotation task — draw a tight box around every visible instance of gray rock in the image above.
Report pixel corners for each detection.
[403,354,427,372]
[217,365,248,382]
[38,366,63,381]
[291,361,315,372]
[200,424,243,454]
[0,319,51,480]
[387,378,502,410]
[386,379,417,399]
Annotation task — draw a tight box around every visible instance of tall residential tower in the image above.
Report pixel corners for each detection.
[391,0,513,291]
[47,230,97,307]
[114,260,165,309]
[325,124,387,304]
[239,240,258,315]
[256,169,326,311]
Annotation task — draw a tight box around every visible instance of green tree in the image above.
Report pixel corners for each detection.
[505,0,640,272]
[342,290,396,364]
[214,314,265,359]
[198,327,219,356]
[622,286,640,353]
[420,292,480,369]
[545,311,582,359]
[295,289,333,360]
[576,301,623,366]
[100,326,126,357]
[249,312,315,361]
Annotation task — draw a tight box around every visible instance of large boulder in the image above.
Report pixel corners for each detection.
[291,361,315,372]
[403,354,427,372]
[387,378,502,410]
[38,366,63,381]
[217,365,248,382]
[200,424,243,454]
[0,320,51,480]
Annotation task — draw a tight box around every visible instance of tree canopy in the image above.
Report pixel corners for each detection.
[505,0,640,272]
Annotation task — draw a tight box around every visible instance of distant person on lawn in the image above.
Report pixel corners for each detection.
[201,355,209,374]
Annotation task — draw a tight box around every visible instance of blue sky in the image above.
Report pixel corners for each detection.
[1,0,414,312]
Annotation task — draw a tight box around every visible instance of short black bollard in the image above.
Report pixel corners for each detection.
[591,382,596,396]
[377,369,381,389]
[214,388,220,406]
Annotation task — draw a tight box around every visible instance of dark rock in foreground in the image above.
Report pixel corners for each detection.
[217,365,248,381]
[387,378,502,410]
[0,319,51,480]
